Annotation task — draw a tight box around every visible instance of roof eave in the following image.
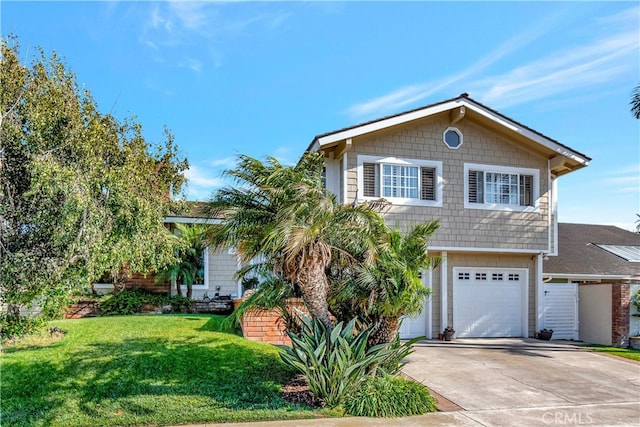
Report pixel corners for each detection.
[542,273,632,280]
[307,95,590,168]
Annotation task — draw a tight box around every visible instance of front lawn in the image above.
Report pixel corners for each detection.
[1,315,326,427]
[581,344,640,362]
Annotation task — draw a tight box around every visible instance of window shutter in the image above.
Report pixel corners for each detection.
[468,170,483,203]
[363,163,377,197]
[420,167,436,200]
[520,175,533,206]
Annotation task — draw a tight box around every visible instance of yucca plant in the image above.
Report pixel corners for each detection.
[279,311,393,407]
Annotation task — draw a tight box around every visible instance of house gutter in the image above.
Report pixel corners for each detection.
[542,273,631,281]
[164,217,222,224]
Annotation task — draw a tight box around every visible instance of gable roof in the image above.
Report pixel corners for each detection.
[544,223,640,279]
[307,93,591,177]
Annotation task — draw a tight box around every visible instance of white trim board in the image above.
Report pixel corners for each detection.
[164,217,221,224]
[313,98,589,166]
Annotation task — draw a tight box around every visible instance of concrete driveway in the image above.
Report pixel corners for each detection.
[403,338,640,426]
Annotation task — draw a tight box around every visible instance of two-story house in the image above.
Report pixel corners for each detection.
[307,93,591,339]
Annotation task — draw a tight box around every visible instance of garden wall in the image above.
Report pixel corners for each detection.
[238,298,307,346]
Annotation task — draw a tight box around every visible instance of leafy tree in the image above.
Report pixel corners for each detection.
[156,223,207,298]
[207,153,386,327]
[331,222,440,345]
[631,84,640,119]
[0,38,188,320]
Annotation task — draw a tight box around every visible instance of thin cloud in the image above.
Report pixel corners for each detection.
[345,6,637,119]
[210,156,238,169]
[601,163,640,193]
[168,1,208,31]
[596,5,639,25]
[346,10,566,119]
[138,2,291,73]
[477,30,638,108]
[184,164,225,201]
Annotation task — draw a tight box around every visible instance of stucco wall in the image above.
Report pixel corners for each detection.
[579,284,612,346]
[340,115,550,250]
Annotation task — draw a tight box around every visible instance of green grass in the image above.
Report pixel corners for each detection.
[1,315,329,427]
[582,344,640,362]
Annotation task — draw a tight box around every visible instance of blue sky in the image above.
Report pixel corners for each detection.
[3,1,639,230]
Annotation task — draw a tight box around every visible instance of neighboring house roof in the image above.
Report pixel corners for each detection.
[307,93,591,177]
[544,223,640,280]
[165,201,221,224]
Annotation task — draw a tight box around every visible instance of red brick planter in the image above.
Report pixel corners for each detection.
[237,298,308,346]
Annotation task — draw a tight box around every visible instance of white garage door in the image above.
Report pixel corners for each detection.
[453,268,527,338]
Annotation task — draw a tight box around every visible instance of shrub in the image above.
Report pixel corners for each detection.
[99,289,148,315]
[279,312,394,407]
[0,314,45,341]
[98,289,195,315]
[167,295,195,313]
[374,334,423,376]
[344,374,437,417]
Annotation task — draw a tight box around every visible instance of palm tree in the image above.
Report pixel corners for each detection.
[632,84,640,119]
[156,223,206,298]
[332,222,440,345]
[207,153,386,327]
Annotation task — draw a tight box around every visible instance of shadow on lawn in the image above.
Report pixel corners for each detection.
[2,332,296,426]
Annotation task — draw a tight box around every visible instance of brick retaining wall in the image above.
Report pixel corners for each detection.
[238,298,307,346]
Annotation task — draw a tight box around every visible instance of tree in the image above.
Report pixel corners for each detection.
[0,38,188,320]
[331,222,440,345]
[156,223,207,298]
[207,153,386,327]
[631,84,640,119]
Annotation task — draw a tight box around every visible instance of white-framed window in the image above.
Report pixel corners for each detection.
[443,127,463,149]
[464,163,539,212]
[357,155,442,207]
[181,247,209,290]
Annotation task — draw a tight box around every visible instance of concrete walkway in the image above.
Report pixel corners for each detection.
[177,339,640,426]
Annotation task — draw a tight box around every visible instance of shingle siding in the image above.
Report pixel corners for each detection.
[343,115,550,250]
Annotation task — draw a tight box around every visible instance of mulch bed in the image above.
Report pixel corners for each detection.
[281,375,325,408]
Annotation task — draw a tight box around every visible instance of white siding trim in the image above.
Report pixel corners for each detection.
[325,152,341,198]
[342,152,348,205]
[427,267,433,339]
[314,98,589,166]
[551,178,559,256]
[429,246,545,254]
[164,217,221,224]
[441,251,448,332]
[543,273,631,280]
[536,254,544,332]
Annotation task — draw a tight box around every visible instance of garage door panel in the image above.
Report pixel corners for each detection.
[453,268,525,338]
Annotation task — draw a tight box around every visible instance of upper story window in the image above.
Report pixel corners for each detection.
[464,163,539,212]
[443,127,463,149]
[358,155,442,207]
